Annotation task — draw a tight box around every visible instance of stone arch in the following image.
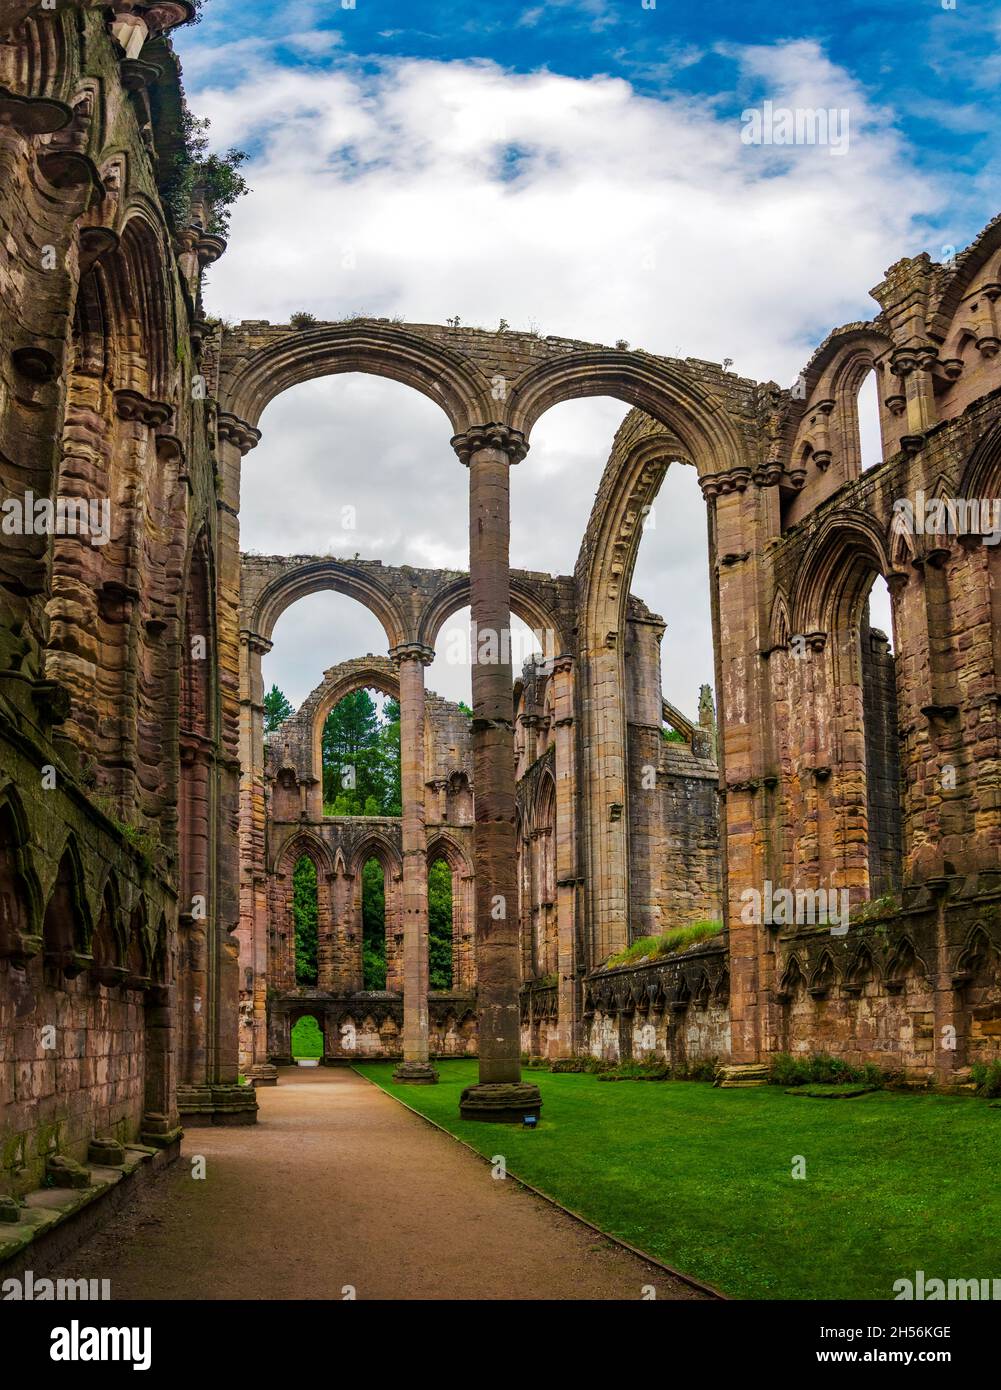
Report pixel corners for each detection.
[91,870,126,983]
[777,954,810,1052]
[350,830,402,883]
[507,352,749,479]
[268,830,333,991]
[125,897,152,986]
[768,590,792,653]
[845,942,878,991]
[308,662,401,794]
[418,573,568,655]
[45,202,178,773]
[250,559,409,650]
[351,831,403,992]
[885,935,930,989]
[958,414,1001,501]
[792,513,890,635]
[887,506,917,572]
[573,412,701,965]
[693,969,712,1011]
[954,925,1001,1068]
[780,954,807,991]
[1,6,72,98]
[426,829,473,879]
[100,207,175,400]
[788,328,896,488]
[930,218,1001,342]
[792,514,902,899]
[0,784,43,959]
[218,321,494,435]
[41,837,92,974]
[954,925,998,981]
[426,830,475,991]
[271,827,337,880]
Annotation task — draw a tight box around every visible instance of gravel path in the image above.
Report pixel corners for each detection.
[63,1067,712,1301]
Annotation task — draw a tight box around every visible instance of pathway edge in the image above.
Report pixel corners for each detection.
[351,1066,728,1301]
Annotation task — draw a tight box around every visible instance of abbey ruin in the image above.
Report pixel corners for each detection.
[2,3,1001,1201]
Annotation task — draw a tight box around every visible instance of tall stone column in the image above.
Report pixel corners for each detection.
[452,425,542,1122]
[238,629,276,1084]
[701,466,773,1072]
[551,654,578,1055]
[391,643,438,1083]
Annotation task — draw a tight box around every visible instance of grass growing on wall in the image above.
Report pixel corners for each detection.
[603,920,722,969]
[356,1059,1001,1300]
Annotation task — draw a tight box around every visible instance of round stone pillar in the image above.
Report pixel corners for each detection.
[391,643,438,1083]
[452,424,541,1123]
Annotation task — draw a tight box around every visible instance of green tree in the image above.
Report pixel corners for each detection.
[264,684,293,732]
[322,688,401,815]
[428,859,453,990]
[379,698,402,815]
[362,858,386,989]
[293,855,318,985]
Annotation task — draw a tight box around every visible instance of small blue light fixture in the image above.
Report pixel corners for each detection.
[522,1114,538,1129]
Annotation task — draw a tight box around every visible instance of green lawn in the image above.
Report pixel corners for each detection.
[291,1015,323,1058]
[355,1059,999,1300]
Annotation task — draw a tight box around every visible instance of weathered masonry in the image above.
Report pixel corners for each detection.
[2,3,1001,1195]
[237,557,720,1077]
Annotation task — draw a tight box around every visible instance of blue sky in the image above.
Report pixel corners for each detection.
[172,0,997,712]
[180,0,999,246]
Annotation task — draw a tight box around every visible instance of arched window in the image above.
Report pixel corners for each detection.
[860,573,902,896]
[291,1014,323,1061]
[428,857,453,990]
[857,369,883,472]
[292,855,318,985]
[0,795,36,957]
[361,857,386,989]
[322,688,401,816]
[42,844,88,976]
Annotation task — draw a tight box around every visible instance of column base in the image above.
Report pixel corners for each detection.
[139,1112,184,1150]
[246,1064,280,1087]
[176,1083,259,1126]
[392,1061,439,1085]
[460,1082,542,1123]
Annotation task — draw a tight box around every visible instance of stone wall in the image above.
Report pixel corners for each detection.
[579,942,730,1067]
[1,1,255,1194]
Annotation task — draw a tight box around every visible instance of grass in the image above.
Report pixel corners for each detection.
[356,1059,1000,1300]
[603,921,722,969]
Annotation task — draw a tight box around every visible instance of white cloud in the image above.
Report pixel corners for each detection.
[183,34,944,716]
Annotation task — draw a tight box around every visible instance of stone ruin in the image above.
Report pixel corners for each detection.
[1,1,1000,1182]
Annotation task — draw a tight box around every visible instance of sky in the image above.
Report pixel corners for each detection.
[173,0,1001,712]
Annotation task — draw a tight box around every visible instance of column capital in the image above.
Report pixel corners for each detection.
[240,629,273,657]
[551,652,575,676]
[451,422,528,466]
[698,464,752,499]
[389,642,435,667]
[217,411,262,455]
